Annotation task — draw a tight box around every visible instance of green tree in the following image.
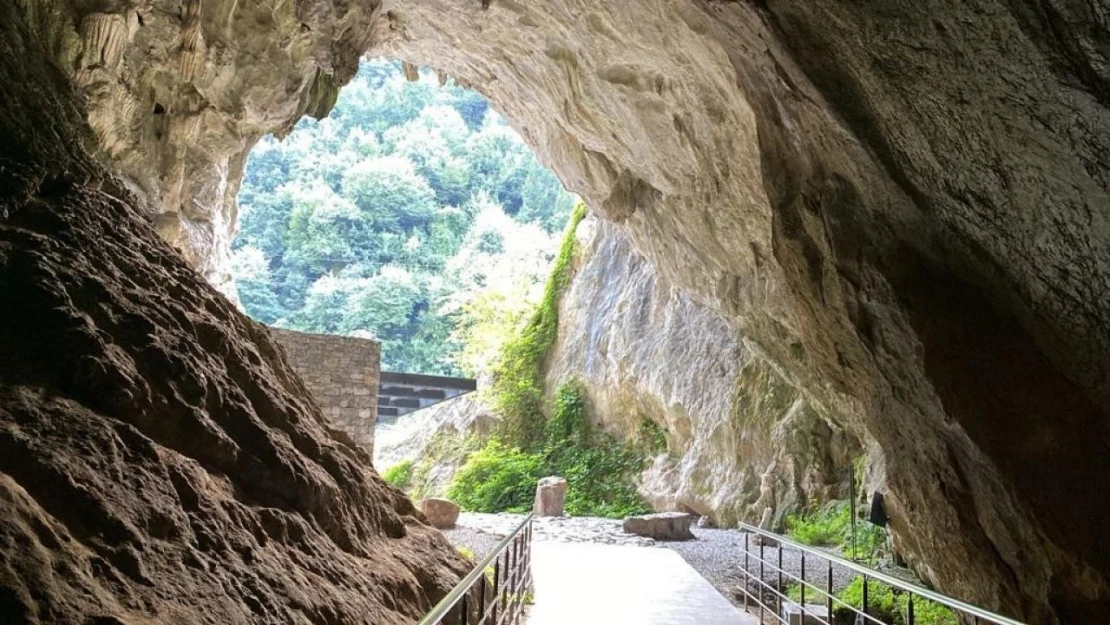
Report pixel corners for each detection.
[231,246,286,323]
[342,156,437,230]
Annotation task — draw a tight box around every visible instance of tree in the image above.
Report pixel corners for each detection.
[231,246,285,323]
[342,156,437,230]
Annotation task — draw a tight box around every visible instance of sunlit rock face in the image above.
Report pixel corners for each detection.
[546,217,858,528]
[0,4,465,624]
[22,0,1110,620]
[37,0,378,296]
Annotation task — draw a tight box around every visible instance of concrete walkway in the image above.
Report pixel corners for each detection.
[526,542,758,625]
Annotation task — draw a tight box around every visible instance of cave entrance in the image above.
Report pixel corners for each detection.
[230,58,576,446]
[232,58,577,371]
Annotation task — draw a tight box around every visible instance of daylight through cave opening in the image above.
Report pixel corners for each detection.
[1,0,1108,622]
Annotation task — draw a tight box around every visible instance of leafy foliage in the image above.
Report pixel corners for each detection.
[448,383,652,518]
[447,440,544,513]
[786,501,886,562]
[382,460,414,490]
[836,578,958,625]
[490,202,588,447]
[233,59,576,373]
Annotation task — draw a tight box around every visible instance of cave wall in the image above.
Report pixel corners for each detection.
[0,3,466,623]
[545,217,858,528]
[19,0,1110,620]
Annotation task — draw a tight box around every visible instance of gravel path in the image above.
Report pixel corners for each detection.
[440,513,876,607]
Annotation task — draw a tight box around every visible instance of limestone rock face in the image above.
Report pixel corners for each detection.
[374,394,498,499]
[31,0,378,297]
[0,6,465,623]
[547,218,856,529]
[15,0,1110,620]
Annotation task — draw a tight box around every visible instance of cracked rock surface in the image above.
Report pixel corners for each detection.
[0,4,465,623]
[6,0,1110,621]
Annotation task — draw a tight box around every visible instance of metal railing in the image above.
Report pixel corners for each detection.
[418,513,534,625]
[736,523,1025,625]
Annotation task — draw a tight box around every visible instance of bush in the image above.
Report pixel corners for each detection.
[491,202,587,448]
[447,440,544,513]
[382,460,414,490]
[835,578,958,625]
[543,384,651,518]
[787,501,885,561]
[447,383,651,518]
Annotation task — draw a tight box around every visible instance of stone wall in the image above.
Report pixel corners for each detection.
[271,329,380,453]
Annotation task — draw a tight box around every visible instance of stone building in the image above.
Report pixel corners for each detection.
[271,328,380,453]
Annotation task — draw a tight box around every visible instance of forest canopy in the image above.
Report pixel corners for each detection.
[233,59,576,375]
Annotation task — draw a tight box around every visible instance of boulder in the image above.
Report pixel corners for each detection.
[622,512,695,541]
[421,498,461,529]
[534,476,568,517]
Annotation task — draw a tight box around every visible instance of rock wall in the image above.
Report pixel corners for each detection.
[546,217,857,528]
[18,0,1110,620]
[374,394,497,500]
[271,329,380,453]
[0,4,465,623]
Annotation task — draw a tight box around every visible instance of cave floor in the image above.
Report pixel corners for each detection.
[526,541,758,625]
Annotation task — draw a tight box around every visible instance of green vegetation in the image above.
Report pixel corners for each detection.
[233,59,576,374]
[489,202,587,447]
[447,440,545,513]
[447,382,652,518]
[637,418,668,454]
[784,579,957,625]
[381,459,414,490]
[786,501,886,562]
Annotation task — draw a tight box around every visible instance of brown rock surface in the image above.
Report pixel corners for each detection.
[0,5,465,623]
[421,499,461,530]
[622,512,696,541]
[8,0,1110,621]
[534,477,568,517]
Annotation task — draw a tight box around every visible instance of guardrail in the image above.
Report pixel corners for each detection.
[417,513,534,625]
[736,522,1026,625]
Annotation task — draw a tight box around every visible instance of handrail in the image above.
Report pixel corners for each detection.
[737,522,1026,625]
[417,512,534,625]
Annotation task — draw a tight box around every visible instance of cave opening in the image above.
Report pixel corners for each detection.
[232,58,577,378]
[1,0,1108,622]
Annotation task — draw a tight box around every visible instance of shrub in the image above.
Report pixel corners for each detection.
[787,501,885,562]
[447,440,544,513]
[835,578,958,625]
[490,202,587,448]
[382,459,414,490]
[447,383,651,518]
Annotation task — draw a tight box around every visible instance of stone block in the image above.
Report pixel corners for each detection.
[421,498,460,529]
[622,512,695,540]
[782,602,829,625]
[534,476,568,516]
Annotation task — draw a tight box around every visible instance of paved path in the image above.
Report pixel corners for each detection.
[526,542,759,625]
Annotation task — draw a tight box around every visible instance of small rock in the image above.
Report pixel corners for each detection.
[697,515,716,528]
[534,476,568,517]
[782,601,829,625]
[622,512,695,541]
[421,498,460,529]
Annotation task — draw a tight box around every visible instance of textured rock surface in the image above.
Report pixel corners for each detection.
[622,512,695,541]
[421,499,461,530]
[18,0,1110,619]
[533,477,568,518]
[39,0,378,296]
[0,5,465,623]
[547,217,857,529]
[374,394,497,499]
